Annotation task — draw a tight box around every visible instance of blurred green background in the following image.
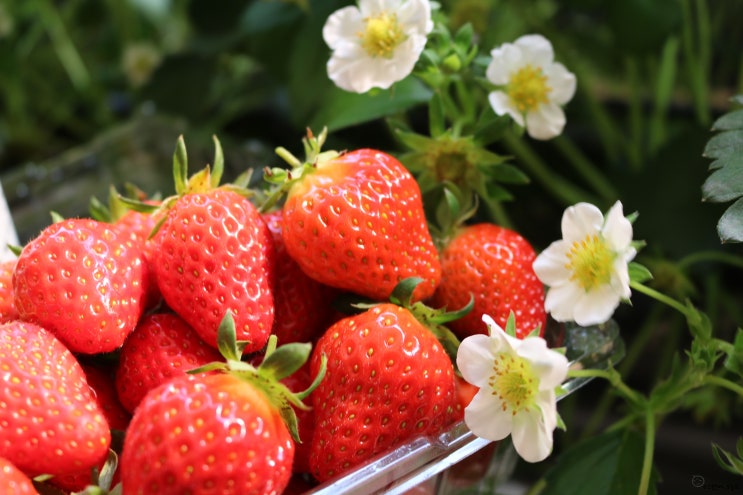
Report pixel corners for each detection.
[1,0,742,492]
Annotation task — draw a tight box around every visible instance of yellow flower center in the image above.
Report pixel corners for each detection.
[488,353,538,415]
[566,234,615,291]
[507,64,551,112]
[359,12,406,58]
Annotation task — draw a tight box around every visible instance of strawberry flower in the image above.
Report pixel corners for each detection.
[322,0,433,93]
[532,201,637,326]
[486,34,576,140]
[457,314,569,463]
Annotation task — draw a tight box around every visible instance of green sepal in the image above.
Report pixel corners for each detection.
[173,134,189,195]
[711,438,743,475]
[210,134,224,189]
[215,311,250,361]
[7,244,22,257]
[260,340,313,382]
[628,261,653,284]
[503,311,519,338]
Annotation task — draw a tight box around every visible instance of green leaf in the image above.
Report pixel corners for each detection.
[308,77,433,132]
[540,429,657,495]
[702,154,743,202]
[628,262,653,284]
[712,109,743,132]
[723,328,743,377]
[711,439,743,475]
[702,96,743,243]
[717,197,743,243]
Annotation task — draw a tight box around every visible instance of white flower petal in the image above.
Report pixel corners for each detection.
[544,283,583,322]
[457,334,498,387]
[516,338,569,389]
[464,391,514,441]
[511,407,554,462]
[561,202,603,242]
[488,91,524,126]
[533,241,572,286]
[322,7,363,50]
[545,62,577,104]
[513,34,554,66]
[602,201,633,251]
[398,0,433,33]
[487,44,524,84]
[525,103,566,140]
[572,285,620,326]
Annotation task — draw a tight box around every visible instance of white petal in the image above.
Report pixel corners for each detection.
[561,202,603,242]
[535,390,558,431]
[514,34,554,67]
[464,391,514,441]
[545,62,577,104]
[572,285,620,326]
[532,241,572,286]
[322,6,363,49]
[517,339,569,389]
[488,91,524,126]
[602,201,633,251]
[525,103,565,140]
[611,260,632,299]
[511,407,554,462]
[486,44,525,84]
[398,0,433,34]
[457,334,498,387]
[544,283,583,322]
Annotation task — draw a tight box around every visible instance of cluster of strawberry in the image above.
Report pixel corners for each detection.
[0,135,546,495]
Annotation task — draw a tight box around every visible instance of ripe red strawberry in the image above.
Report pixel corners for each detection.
[151,188,275,352]
[0,260,18,323]
[0,457,39,495]
[111,206,163,311]
[121,373,294,495]
[0,321,111,478]
[120,311,319,495]
[430,223,547,339]
[13,218,147,354]
[308,303,458,482]
[268,131,441,302]
[263,209,337,344]
[115,311,222,413]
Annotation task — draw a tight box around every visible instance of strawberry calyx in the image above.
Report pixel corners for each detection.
[260,127,341,212]
[352,277,471,364]
[114,134,257,237]
[188,312,326,443]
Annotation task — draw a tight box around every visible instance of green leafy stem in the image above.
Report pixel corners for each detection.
[567,280,743,495]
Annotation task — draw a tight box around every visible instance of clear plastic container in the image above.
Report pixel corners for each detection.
[301,319,625,494]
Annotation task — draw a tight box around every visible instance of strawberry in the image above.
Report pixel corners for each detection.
[12,217,146,354]
[308,303,458,482]
[46,364,128,494]
[115,311,222,413]
[0,260,18,323]
[152,188,274,352]
[0,321,111,478]
[119,313,318,495]
[146,137,275,353]
[430,222,547,340]
[263,209,337,344]
[265,129,441,302]
[0,457,39,495]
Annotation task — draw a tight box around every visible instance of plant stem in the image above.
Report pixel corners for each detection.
[630,280,691,319]
[638,408,656,495]
[677,250,743,271]
[552,136,619,204]
[501,131,600,206]
[704,374,743,397]
[568,368,645,407]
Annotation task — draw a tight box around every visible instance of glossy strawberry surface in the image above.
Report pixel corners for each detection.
[13,218,146,354]
[431,223,547,339]
[308,303,457,482]
[0,321,111,478]
[151,189,275,353]
[120,373,294,495]
[282,149,441,302]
